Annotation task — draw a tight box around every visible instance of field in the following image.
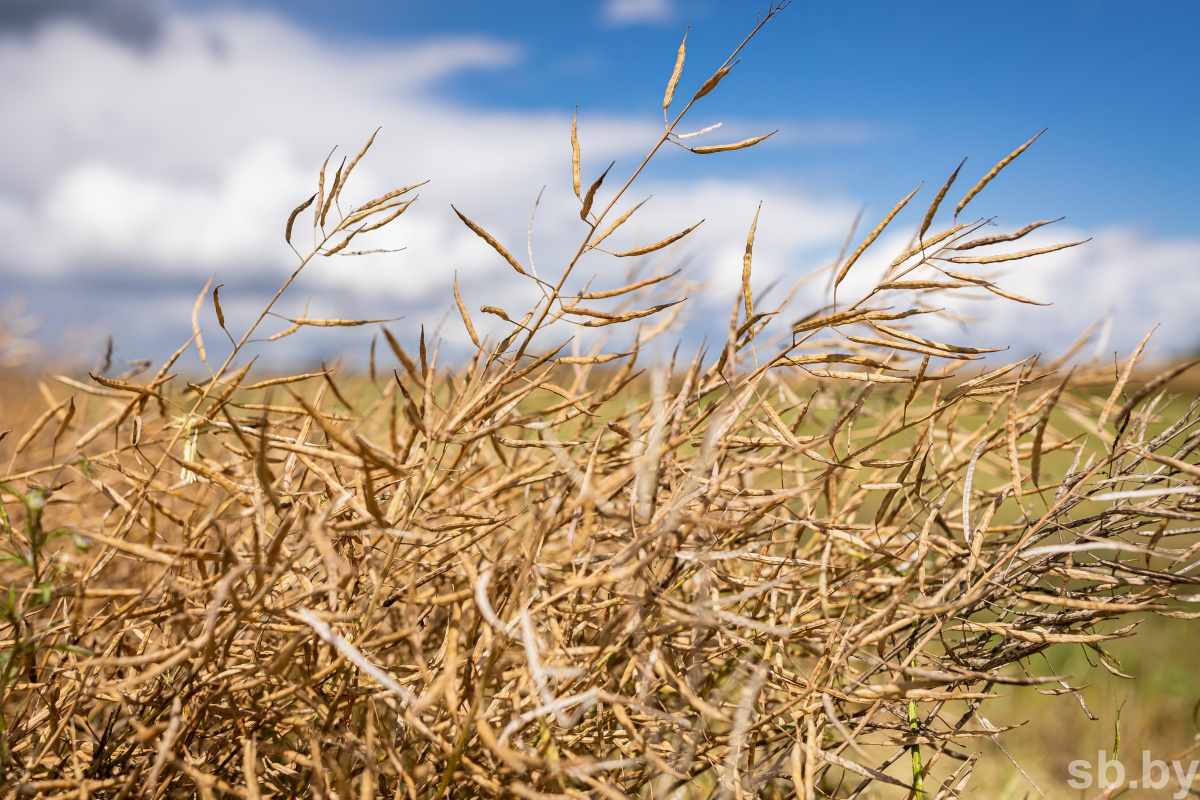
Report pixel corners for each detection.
[4,5,1200,798]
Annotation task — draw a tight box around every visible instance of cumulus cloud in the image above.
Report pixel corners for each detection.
[961,226,1200,359]
[0,5,1194,369]
[603,0,675,26]
[0,6,860,364]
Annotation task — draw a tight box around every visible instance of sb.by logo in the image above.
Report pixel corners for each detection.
[1067,751,1198,798]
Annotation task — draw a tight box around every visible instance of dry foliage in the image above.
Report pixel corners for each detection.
[4,5,1200,798]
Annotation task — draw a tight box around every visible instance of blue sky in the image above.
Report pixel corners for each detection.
[1,0,1198,367]
[230,0,1200,234]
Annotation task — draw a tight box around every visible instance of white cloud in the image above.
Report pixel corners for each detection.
[0,7,857,363]
[960,225,1200,359]
[0,6,1195,368]
[603,0,675,26]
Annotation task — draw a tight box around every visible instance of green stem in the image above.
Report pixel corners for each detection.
[909,698,924,799]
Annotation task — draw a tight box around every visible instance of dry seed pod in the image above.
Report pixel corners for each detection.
[869,323,1004,354]
[792,307,920,335]
[579,161,614,221]
[844,334,979,360]
[877,279,972,291]
[131,414,143,448]
[663,27,688,119]
[333,126,380,204]
[281,316,399,327]
[576,269,678,300]
[323,232,357,256]
[580,301,684,327]
[355,197,416,234]
[337,196,411,231]
[319,156,346,227]
[742,203,761,322]
[918,157,966,242]
[955,128,1046,219]
[480,305,514,323]
[285,192,316,244]
[454,273,483,351]
[242,371,329,391]
[955,217,1063,250]
[212,284,226,330]
[889,222,970,269]
[693,59,738,101]
[803,369,910,383]
[192,273,213,365]
[52,396,76,448]
[785,354,892,368]
[1114,354,1200,426]
[452,205,527,275]
[264,321,302,342]
[612,221,703,257]
[557,352,628,365]
[1097,327,1156,429]
[313,146,335,228]
[356,181,428,214]
[88,373,167,401]
[591,198,649,249]
[834,183,922,294]
[690,130,776,154]
[946,239,1088,264]
[571,106,581,199]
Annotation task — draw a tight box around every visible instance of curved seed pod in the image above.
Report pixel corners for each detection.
[333,126,380,204]
[693,58,739,101]
[742,203,761,322]
[918,158,966,242]
[663,28,688,119]
[571,107,581,199]
[834,183,922,293]
[453,273,482,352]
[281,316,400,328]
[947,239,1088,264]
[313,146,335,228]
[452,205,527,275]
[690,131,776,154]
[285,193,316,244]
[212,284,226,331]
[870,323,1005,354]
[319,156,346,228]
[844,334,979,360]
[576,269,678,300]
[591,198,649,248]
[955,217,1063,251]
[955,129,1046,220]
[611,221,703,257]
[580,161,614,221]
[557,352,629,365]
[356,181,428,214]
[577,301,685,327]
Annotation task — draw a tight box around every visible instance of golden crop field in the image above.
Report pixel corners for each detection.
[3,5,1200,797]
